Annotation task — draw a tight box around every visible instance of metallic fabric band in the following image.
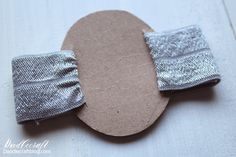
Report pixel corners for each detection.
[12,50,85,123]
[144,25,221,91]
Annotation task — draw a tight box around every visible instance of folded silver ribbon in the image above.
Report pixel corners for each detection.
[12,50,84,123]
[144,25,221,91]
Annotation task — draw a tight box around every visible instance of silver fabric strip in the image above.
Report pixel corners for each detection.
[144,25,221,91]
[12,50,84,123]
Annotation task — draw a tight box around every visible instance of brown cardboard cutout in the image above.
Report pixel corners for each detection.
[61,10,169,136]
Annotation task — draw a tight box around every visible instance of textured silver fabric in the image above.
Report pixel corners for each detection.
[144,25,221,91]
[12,50,84,123]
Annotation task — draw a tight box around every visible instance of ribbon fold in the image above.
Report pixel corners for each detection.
[144,25,221,91]
[12,50,84,123]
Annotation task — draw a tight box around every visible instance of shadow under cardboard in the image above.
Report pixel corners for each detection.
[22,86,216,143]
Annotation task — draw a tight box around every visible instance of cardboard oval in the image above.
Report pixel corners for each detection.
[62,10,169,136]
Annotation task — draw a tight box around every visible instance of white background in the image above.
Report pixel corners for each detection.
[0,0,236,157]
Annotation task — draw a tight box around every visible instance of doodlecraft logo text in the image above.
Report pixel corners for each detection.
[2,138,51,154]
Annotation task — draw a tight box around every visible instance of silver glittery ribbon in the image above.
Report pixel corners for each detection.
[144,25,221,91]
[12,50,85,123]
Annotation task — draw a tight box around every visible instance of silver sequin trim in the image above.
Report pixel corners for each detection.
[12,50,84,123]
[144,25,221,91]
